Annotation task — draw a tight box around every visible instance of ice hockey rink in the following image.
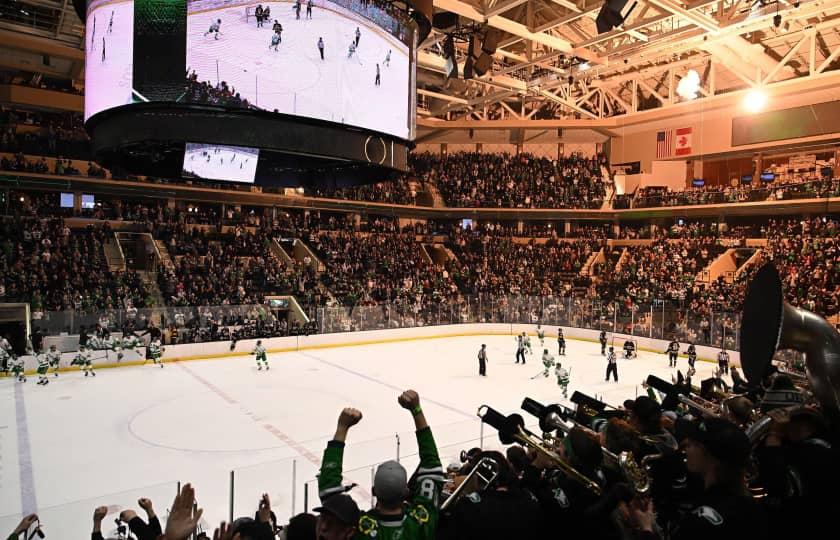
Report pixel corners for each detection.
[187,1,411,139]
[0,334,720,537]
[84,0,134,120]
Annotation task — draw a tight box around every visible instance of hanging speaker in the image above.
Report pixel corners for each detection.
[482,29,500,54]
[473,53,492,76]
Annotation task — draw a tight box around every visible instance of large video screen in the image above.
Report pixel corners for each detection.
[183,143,259,182]
[84,0,135,120]
[185,0,413,139]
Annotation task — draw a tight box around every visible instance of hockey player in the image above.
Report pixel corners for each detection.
[253,340,268,370]
[36,353,50,385]
[541,349,555,378]
[555,362,570,398]
[270,32,281,51]
[119,331,142,361]
[375,63,380,86]
[47,344,61,377]
[72,345,95,377]
[717,348,730,375]
[355,27,361,47]
[317,37,324,60]
[101,37,106,62]
[605,347,618,382]
[523,332,533,354]
[148,338,164,367]
[108,10,114,34]
[537,324,545,347]
[348,41,356,59]
[599,330,608,356]
[0,336,12,373]
[254,4,264,27]
[623,339,636,359]
[685,343,697,372]
[10,355,25,382]
[306,0,313,18]
[477,344,487,376]
[557,328,566,355]
[384,49,391,67]
[515,333,526,364]
[665,339,680,367]
[205,19,222,40]
[294,0,301,19]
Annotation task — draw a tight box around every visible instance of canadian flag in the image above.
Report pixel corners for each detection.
[674,127,692,156]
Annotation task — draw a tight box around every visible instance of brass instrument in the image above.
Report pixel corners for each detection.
[521,398,650,494]
[646,374,724,418]
[440,456,499,511]
[740,263,840,435]
[477,404,603,495]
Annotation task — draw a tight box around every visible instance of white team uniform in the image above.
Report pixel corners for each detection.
[555,365,570,396]
[541,352,555,377]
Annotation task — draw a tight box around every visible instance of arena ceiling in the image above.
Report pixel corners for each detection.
[4,0,840,132]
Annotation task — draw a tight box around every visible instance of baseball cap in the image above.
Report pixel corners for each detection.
[313,494,360,526]
[228,517,274,540]
[373,460,407,504]
[675,417,751,467]
[625,396,662,423]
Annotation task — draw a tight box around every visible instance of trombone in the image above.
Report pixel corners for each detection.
[440,457,499,511]
[477,404,603,495]
[521,398,651,495]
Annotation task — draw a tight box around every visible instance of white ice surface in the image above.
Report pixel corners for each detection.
[0,335,719,537]
[84,1,134,120]
[187,1,411,139]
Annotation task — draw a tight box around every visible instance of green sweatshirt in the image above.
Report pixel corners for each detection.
[318,427,445,540]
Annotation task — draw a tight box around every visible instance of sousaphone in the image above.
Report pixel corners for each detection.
[740,263,840,434]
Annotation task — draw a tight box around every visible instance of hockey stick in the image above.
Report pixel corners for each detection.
[531,369,547,380]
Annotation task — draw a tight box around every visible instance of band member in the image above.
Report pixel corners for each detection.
[599,330,608,356]
[665,339,680,367]
[717,348,730,375]
[478,344,488,376]
[605,347,618,382]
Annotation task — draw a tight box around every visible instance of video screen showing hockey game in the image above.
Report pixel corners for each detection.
[185,0,414,139]
[84,0,134,120]
[182,142,260,182]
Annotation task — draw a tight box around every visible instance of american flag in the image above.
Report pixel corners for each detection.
[656,130,673,158]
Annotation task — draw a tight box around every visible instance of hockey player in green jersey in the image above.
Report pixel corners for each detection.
[71,345,95,376]
[147,338,164,367]
[10,355,26,382]
[46,344,61,377]
[36,352,50,385]
[318,389,444,540]
[253,340,268,370]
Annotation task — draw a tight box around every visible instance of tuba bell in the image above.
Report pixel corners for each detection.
[740,263,840,435]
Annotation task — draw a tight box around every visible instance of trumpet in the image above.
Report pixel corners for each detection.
[521,398,651,495]
[477,404,603,495]
[441,456,499,511]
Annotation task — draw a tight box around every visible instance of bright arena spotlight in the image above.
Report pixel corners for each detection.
[742,87,769,113]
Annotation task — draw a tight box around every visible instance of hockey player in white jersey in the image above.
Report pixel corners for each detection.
[205,19,222,40]
[537,324,545,347]
[10,355,26,382]
[270,32,281,51]
[36,353,50,385]
[523,333,533,354]
[47,344,61,377]
[253,340,268,370]
[539,349,555,378]
[72,345,95,377]
[147,338,164,367]
[555,362,570,397]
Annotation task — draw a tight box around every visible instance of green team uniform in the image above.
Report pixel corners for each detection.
[47,350,61,376]
[36,354,50,385]
[148,340,163,366]
[72,350,95,376]
[537,328,545,346]
[555,365,569,397]
[524,335,532,354]
[253,344,268,369]
[541,352,555,377]
[10,356,26,382]
[318,427,444,540]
